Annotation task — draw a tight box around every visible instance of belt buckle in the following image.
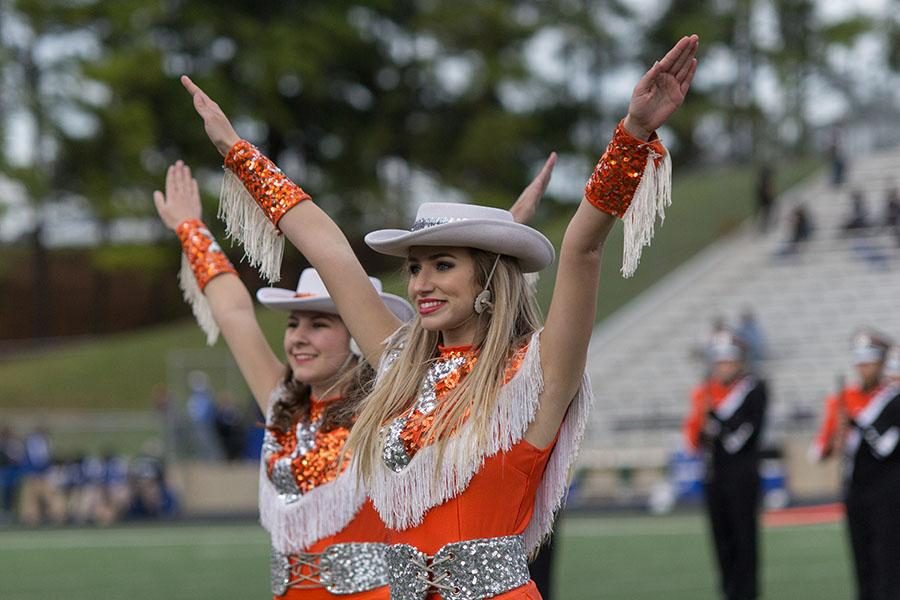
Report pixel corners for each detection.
[320,542,389,595]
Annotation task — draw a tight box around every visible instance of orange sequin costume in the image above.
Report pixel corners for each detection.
[225,140,312,227]
[264,398,351,494]
[584,119,667,218]
[175,218,236,289]
[390,343,528,461]
[379,342,548,600]
[263,396,388,600]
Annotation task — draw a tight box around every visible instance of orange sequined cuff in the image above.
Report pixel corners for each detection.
[224,140,312,228]
[584,120,667,218]
[175,219,237,290]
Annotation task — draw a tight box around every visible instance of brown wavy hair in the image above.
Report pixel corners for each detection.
[268,351,377,433]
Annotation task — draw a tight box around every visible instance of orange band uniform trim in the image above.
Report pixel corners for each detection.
[175,219,236,290]
[224,140,312,228]
[584,120,667,218]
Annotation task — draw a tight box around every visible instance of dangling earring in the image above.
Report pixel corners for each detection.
[474,255,501,315]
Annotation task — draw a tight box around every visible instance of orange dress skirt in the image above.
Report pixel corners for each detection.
[276,499,389,600]
[383,437,556,600]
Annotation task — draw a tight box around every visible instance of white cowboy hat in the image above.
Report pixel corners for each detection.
[257,268,414,322]
[364,202,555,273]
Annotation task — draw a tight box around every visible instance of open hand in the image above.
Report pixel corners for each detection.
[510,152,557,225]
[153,161,202,230]
[181,75,241,156]
[624,35,699,140]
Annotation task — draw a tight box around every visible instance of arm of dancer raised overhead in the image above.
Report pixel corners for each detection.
[527,35,699,448]
[153,161,283,411]
[510,152,557,225]
[180,75,401,365]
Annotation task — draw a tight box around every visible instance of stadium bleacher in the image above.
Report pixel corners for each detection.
[578,147,900,502]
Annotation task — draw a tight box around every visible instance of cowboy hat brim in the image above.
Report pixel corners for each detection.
[364,219,555,273]
[256,287,415,322]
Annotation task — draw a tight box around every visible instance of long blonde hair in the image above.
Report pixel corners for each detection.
[346,249,543,482]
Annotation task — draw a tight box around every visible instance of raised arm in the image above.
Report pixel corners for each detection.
[527,35,699,447]
[180,76,401,365]
[153,161,283,411]
[509,152,557,224]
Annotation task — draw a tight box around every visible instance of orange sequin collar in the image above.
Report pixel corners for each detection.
[381,342,528,472]
[264,397,350,499]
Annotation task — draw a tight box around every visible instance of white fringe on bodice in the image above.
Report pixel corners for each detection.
[258,386,366,554]
[361,329,594,555]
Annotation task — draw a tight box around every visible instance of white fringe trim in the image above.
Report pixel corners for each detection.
[178,254,219,346]
[258,386,367,553]
[219,169,284,284]
[259,462,367,554]
[620,149,672,278]
[362,330,594,556]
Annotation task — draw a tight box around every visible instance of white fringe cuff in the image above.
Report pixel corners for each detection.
[178,254,220,346]
[620,149,672,278]
[219,169,284,284]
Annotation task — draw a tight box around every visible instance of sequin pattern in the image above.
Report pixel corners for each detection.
[381,344,528,473]
[270,542,389,595]
[410,217,468,231]
[584,120,667,219]
[264,399,351,501]
[224,140,312,227]
[385,535,530,600]
[175,219,236,290]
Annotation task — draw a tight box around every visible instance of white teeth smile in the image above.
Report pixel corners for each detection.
[420,301,443,309]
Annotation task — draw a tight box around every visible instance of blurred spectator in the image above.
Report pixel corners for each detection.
[828,128,846,187]
[755,164,775,232]
[152,382,181,457]
[186,371,224,460]
[129,446,176,519]
[883,187,900,228]
[214,391,246,462]
[242,399,266,461]
[736,310,767,368]
[842,191,870,232]
[103,450,133,522]
[0,425,24,515]
[18,427,66,526]
[776,205,813,257]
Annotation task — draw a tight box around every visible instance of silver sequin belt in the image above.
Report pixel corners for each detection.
[385,535,530,600]
[271,542,389,596]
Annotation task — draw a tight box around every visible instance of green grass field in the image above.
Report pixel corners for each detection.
[0,512,853,600]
